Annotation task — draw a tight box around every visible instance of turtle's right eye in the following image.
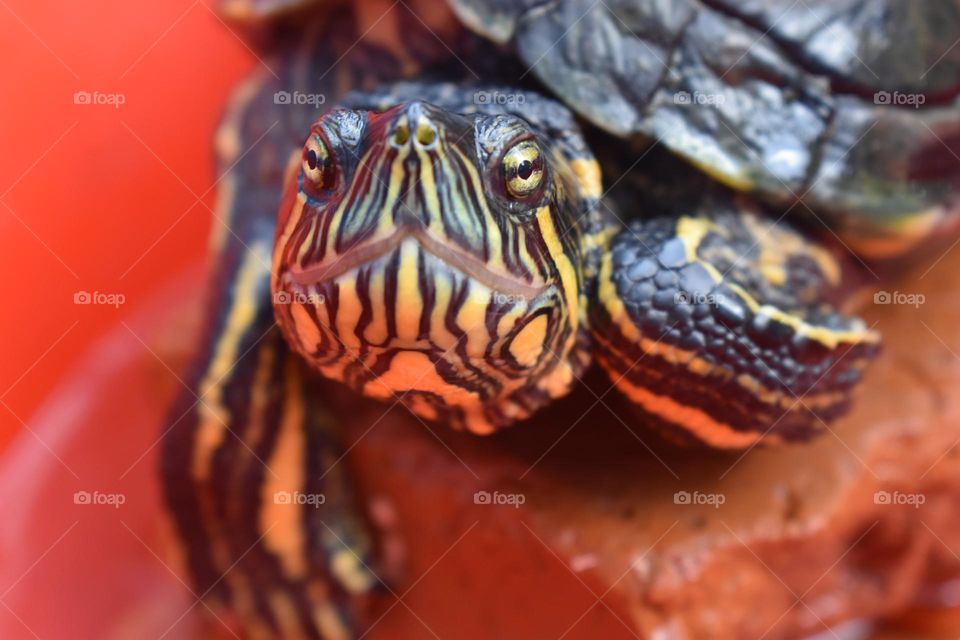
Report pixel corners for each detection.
[502,138,544,199]
[302,134,336,189]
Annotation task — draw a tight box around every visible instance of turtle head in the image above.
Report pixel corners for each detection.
[272,100,594,433]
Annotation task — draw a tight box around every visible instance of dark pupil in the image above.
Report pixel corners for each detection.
[517,159,534,180]
[307,149,318,170]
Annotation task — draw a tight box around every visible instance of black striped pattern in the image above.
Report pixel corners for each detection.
[272,97,599,433]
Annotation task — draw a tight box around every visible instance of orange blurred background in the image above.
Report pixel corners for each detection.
[0,0,252,451]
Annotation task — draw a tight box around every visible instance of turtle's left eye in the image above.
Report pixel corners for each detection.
[302,134,335,189]
[503,139,544,199]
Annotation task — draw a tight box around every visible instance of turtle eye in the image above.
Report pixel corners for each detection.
[302,134,335,189]
[503,139,544,199]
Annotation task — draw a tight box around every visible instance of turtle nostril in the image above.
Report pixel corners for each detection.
[415,122,438,147]
[392,125,410,147]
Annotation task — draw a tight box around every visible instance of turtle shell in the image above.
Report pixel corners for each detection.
[448,0,960,256]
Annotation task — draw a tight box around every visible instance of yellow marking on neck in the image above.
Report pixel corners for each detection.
[192,242,270,482]
[259,357,308,581]
[531,205,583,399]
[211,68,269,255]
[740,212,842,287]
[676,216,725,262]
[568,157,603,199]
[599,252,640,340]
[536,206,580,327]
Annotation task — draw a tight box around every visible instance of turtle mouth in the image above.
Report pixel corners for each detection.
[284,227,548,300]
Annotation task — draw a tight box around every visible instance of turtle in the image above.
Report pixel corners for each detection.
[161,0,960,637]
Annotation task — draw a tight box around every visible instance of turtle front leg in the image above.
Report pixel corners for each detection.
[590,209,881,448]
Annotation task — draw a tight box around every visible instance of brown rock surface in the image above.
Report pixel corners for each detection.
[348,251,960,640]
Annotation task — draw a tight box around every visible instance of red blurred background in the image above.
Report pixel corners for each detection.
[0,0,251,451]
[4,4,960,639]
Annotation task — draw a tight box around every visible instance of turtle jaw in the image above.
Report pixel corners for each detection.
[275,229,557,358]
[272,229,578,434]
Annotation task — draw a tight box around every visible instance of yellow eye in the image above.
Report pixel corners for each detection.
[503,140,544,199]
[302,134,334,189]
